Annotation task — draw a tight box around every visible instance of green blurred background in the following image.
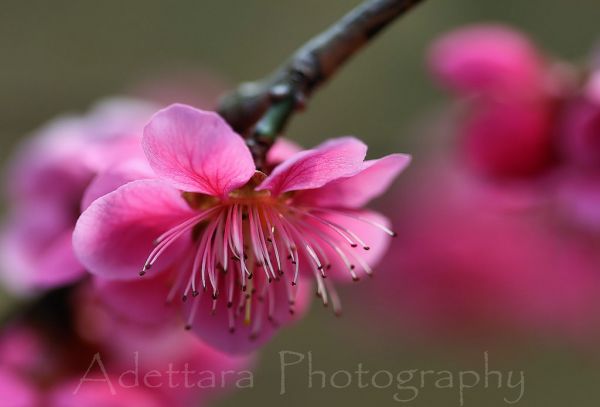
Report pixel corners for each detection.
[1,0,600,405]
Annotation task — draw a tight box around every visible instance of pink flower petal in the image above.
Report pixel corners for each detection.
[258,137,367,196]
[429,24,544,98]
[80,97,156,174]
[142,104,255,197]
[0,368,39,407]
[265,138,303,166]
[554,169,600,231]
[92,273,177,326]
[5,116,93,206]
[462,101,554,178]
[49,378,163,407]
[296,153,411,208]
[73,179,195,280]
[81,159,154,210]
[0,205,84,293]
[559,96,600,167]
[0,326,46,374]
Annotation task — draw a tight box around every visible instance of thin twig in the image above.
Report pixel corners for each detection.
[218,0,424,168]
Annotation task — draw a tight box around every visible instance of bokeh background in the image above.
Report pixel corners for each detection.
[2,0,600,405]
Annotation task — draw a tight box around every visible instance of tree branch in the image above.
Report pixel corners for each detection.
[218,0,424,168]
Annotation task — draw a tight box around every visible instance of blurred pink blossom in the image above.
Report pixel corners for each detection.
[429,24,568,179]
[0,281,253,407]
[0,98,157,293]
[430,24,600,234]
[429,25,547,99]
[370,22,600,336]
[0,367,40,407]
[358,153,600,344]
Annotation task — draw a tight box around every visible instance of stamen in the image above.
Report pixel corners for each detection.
[288,207,361,248]
[280,217,324,273]
[142,208,220,274]
[185,294,202,330]
[269,210,300,284]
[248,205,275,281]
[304,225,359,281]
[324,279,343,316]
[262,206,283,274]
[310,208,397,237]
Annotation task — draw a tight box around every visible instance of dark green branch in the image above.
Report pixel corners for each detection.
[218,0,425,168]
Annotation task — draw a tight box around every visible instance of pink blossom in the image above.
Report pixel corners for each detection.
[359,157,600,343]
[429,25,565,179]
[428,25,600,235]
[0,280,253,407]
[73,103,410,354]
[0,98,157,293]
[72,282,254,406]
[428,25,547,99]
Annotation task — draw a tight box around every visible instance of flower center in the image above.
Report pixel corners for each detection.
[139,171,396,338]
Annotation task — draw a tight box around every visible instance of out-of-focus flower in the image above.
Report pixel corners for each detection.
[429,24,569,179]
[359,156,600,343]
[460,100,556,177]
[429,25,547,99]
[347,23,600,349]
[429,24,600,235]
[0,367,40,407]
[559,85,600,166]
[0,98,157,293]
[73,103,410,354]
[0,281,253,407]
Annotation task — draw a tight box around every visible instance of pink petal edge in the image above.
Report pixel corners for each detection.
[258,137,367,196]
[142,104,255,198]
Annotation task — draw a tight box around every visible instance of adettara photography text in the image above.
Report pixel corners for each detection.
[279,351,525,405]
[75,350,524,405]
[75,352,254,395]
